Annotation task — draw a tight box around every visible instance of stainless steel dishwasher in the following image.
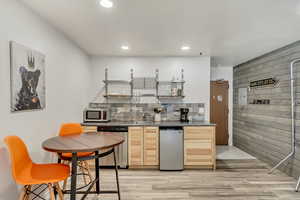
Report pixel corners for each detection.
[160,127,184,170]
[97,126,128,168]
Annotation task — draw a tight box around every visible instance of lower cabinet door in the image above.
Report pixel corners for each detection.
[143,127,159,166]
[128,127,144,166]
[184,127,216,168]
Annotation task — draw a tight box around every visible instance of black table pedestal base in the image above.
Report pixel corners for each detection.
[60,148,121,200]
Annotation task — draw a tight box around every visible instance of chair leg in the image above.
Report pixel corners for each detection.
[24,185,31,200]
[84,161,96,190]
[62,160,70,191]
[48,184,55,200]
[79,161,88,185]
[54,182,64,200]
[18,186,27,200]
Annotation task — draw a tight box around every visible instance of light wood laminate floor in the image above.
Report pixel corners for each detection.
[217,145,256,160]
[63,159,300,200]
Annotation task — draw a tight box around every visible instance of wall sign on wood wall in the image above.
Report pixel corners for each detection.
[250,78,277,88]
[238,88,247,105]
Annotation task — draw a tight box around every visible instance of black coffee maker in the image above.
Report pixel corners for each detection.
[180,108,189,122]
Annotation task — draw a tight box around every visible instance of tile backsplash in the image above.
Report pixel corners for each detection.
[88,103,205,122]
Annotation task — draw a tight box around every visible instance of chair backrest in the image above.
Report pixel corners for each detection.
[4,136,33,182]
[59,123,83,136]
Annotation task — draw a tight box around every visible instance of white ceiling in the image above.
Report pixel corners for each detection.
[22,0,300,66]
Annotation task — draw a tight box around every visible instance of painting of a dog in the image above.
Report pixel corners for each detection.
[10,41,45,112]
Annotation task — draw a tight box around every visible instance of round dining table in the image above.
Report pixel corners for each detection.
[42,132,125,200]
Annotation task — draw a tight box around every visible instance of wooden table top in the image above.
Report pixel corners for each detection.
[42,132,125,153]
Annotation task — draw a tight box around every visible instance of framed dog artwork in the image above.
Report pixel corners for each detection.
[10,41,46,112]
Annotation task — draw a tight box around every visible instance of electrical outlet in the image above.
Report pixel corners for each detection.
[198,107,205,114]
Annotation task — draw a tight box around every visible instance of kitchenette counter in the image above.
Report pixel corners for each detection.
[81,120,216,170]
[81,121,215,127]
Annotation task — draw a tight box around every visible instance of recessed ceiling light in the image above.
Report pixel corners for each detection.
[121,45,129,50]
[181,46,191,51]
[100,0,113,8]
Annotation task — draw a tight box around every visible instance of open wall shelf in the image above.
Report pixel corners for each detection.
[103,94,133,98]
[103,68,185,101]
[158,81,185,84]
[103,68,133,100]
[103,80,131,84]
[157,95,185,99]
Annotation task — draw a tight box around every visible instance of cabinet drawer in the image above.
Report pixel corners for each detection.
[144,126,158,134]
[129,126,144,133]
[184,127,214,140]
[186,141,213,150]
[184,148,213,165]
[82,126,97,133]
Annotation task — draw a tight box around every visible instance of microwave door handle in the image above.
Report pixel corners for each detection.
[103,111,107,120]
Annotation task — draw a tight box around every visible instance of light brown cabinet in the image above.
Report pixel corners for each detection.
[143,127,159,166]
[85,125,216,170]
[128,127,144,166]
[82,126,97,133]
[184,126,216,170]
[128,126,159,167]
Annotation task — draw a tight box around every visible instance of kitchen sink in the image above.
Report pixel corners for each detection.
[131,121,154,125]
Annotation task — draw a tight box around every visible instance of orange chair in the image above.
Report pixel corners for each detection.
[4,136,69,200]
[58,123,95,190]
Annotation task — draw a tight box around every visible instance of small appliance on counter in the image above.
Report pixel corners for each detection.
[154,107,163,122]
[171,87,178,96]
[180,108,189,122]
[83,108,110,122]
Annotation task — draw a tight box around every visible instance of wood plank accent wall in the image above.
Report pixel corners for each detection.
[233,41,300,178]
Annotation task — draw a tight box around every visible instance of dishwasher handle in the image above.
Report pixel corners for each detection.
[159,127,183,130]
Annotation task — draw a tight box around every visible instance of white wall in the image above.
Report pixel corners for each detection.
[0,0,92,199]
[90,56,211,120]
[211,66,233,146]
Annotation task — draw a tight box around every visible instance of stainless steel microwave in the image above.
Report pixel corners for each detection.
[83,109,110,122]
